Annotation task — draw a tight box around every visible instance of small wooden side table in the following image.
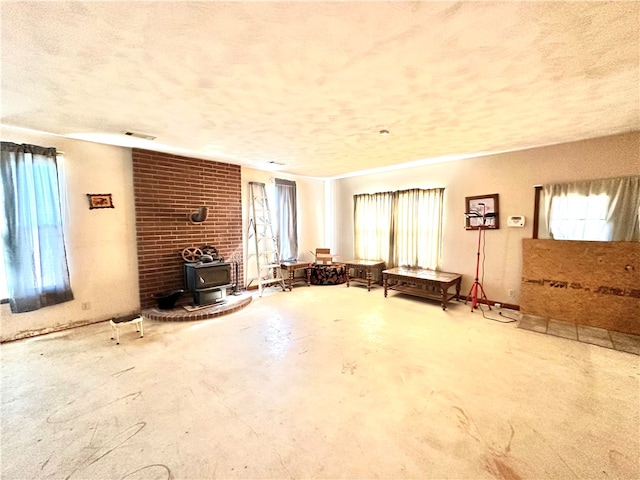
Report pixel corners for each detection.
[280,261,312,291]
[345,260,385,291]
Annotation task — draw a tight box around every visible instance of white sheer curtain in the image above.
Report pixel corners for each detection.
[0,221,7,300]
[354,187,444,269]
[544,176,640,241]
[394,188,443,269]
[0,142,74,312]
[274,178,298,261]
[354,192,394,266]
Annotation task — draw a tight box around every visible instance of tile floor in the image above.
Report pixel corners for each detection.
[2,287,639,479]
[517,313,640,355]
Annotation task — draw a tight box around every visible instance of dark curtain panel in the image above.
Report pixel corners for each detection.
[0,142,74,313]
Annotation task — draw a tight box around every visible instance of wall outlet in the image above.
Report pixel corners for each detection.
[81,301,91,311]
[494,302,502,309]
[508,289,516,298]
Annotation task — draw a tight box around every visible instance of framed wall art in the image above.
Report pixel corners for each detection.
[465,193,499,230]
[87,193,114,209]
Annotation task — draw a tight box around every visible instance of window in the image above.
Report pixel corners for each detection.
[354,187,444,270]
[543,176,640,241]
[0,142,74,312]
[0,232,8,301]
[548,193,610,241]
[274,178,298,262]
[394,188,444,268]
[354,192,393,264]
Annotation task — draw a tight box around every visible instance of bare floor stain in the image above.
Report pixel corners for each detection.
[64,422,146,480]
[609,449,637,477]
[484,456,522,480]
[47,391,142,424]
[341,361,357,374]
[120,464,174,480]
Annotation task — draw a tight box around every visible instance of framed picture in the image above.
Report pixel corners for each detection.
[465,193,499,229]
[87,193,114,209]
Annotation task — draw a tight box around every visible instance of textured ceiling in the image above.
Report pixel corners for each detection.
[1,1,638,178]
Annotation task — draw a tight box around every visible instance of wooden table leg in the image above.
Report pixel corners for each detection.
[384,276,388,297]
[288,269,295,291]
[366,269,372,291]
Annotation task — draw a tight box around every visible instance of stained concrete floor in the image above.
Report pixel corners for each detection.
[1,285,639,480]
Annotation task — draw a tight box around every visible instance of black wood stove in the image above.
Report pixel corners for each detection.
[184,261,232,306]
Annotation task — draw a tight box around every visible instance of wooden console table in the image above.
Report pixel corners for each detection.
[345,260,385,291]
[280,261,311,291]
[383,267,462,310]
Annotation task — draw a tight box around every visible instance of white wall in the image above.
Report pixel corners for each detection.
[2,128,636,339]
[240,167,326,283]
[0,126,140,342]
[333,131,640,306]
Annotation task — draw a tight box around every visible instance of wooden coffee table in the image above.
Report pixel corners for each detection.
[382,267,462,310]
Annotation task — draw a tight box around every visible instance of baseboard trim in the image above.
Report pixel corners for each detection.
[1,319,106,343]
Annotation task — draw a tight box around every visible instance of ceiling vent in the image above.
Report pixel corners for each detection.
[124,131,156,141]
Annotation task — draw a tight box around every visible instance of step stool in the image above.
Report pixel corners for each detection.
[110,314,144,344]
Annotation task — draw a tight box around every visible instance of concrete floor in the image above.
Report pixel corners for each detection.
[1,285,638,479]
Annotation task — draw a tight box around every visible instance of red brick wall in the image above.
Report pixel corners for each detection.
[132,149,243,308]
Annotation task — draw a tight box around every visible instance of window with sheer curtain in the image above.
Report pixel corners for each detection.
[274,178,298,262]
[354,192,394,265]
[0,142,74,312]
[0,240,8,301]
[354,187,444,270]
[543,176,640,241]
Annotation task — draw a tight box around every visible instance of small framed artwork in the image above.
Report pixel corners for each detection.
[87,193,114,209]
[465,193,499,229]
